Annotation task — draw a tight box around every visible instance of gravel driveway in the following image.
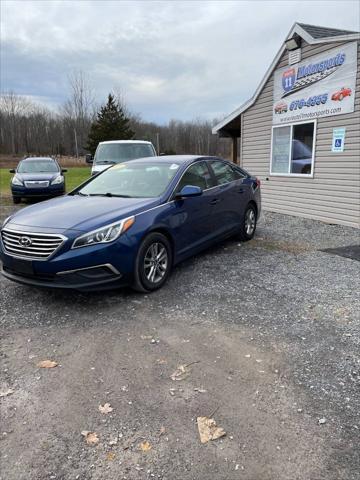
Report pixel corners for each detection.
[0,206,359,480]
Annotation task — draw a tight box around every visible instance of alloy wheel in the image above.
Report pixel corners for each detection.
[144,242,168,284]
[245,208,256,236]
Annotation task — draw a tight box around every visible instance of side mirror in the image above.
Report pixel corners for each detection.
[176,185,203,199]
[85,154,93,164]
[61,169,67,173]
[9,169,15,173]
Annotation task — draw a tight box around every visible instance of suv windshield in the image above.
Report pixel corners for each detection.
[94,143,155,165]
[18,160,59,173]
[78,162,180,198]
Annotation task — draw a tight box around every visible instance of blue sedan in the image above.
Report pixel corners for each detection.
[0,156,261,292]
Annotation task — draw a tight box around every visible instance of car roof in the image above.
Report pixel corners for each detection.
[21,157,56,162]
[99,140,153,145]
[127,155,213,165]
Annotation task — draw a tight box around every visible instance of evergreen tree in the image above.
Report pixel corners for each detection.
[85,94,134,154]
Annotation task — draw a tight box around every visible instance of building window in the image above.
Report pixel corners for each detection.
[270,121,315,176]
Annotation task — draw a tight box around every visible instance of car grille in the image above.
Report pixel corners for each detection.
[24,181,50,188]
[1,229,65,260]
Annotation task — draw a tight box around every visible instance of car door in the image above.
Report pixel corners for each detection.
[207,160,249,237]
[170,161,218,257]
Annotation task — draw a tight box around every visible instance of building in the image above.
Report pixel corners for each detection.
[213,23,360,228]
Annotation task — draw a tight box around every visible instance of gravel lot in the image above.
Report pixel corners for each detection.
[0,205,359,480]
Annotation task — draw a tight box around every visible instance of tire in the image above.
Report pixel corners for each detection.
[12,196,21,204]
[237,204,257,242]
[132,232,172,292]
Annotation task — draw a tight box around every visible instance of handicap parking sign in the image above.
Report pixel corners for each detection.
[332,128,346,152]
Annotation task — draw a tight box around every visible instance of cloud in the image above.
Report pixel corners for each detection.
[1,0,359,123]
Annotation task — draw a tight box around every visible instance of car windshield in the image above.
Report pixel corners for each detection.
[17,159,59,173]
[94,143,155,165]
[78,162,180,198]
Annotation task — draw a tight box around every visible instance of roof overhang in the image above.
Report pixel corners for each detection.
[213,23,360,136]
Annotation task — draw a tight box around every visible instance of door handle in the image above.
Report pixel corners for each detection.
[210,198,219,205]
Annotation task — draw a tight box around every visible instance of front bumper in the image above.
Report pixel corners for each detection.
[0,231,137,291]
[11,184,65,198]
[1,262,125,291]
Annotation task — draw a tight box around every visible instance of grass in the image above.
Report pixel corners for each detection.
[0,167,91,198]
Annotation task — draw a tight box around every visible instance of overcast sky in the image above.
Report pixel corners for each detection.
[1,0,359,123]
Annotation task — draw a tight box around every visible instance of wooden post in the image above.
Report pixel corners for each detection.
[231,136,238,164]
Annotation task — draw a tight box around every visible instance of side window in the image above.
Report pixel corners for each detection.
[209,161,237,185]
[176,162,214,192]
[232,167,246,180]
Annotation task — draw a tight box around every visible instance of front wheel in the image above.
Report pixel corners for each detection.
[132,232,172,292]
[237,204,257,241]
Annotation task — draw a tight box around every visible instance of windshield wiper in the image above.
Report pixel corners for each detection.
[88,193,132,198]
[73,191,89,196]
[95,160,116,165]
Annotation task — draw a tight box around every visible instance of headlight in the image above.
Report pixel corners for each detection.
[51,175,64,185]
[12,176,23,186]
[72,216,135,249]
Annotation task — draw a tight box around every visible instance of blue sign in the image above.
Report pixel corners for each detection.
[282,68,296,92]
[332,128,346,152]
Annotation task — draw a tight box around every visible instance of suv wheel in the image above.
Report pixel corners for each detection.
[133,232,172,292]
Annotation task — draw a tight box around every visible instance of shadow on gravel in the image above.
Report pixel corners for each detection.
[321,244,360,262]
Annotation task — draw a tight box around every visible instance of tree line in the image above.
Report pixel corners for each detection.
[0,72,231,159]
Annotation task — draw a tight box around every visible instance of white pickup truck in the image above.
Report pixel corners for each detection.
[87,140,157,175]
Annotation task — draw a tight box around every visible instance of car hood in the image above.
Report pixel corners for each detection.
[16,172,60,182]
[5,195,160,233]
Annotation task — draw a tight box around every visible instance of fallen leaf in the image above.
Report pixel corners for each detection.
[156,358,167,365]
[140,335,152,340]
[37,360,58,369]
[194,387,207,393]
[171,364,190,381]
[159,426,166,436]
[99,403,113,414]
[106,452,115,461]
[197,416,226,443]
[0,388,14,398]
[139,440,152,452]
[81,431,99,446]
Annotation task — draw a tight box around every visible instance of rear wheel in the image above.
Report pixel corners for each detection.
[132,232,172,292]
[237,204,257,241]
[12,196,21,204]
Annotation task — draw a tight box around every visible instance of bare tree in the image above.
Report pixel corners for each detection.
[61,70,95,155]
[0,91,31,154]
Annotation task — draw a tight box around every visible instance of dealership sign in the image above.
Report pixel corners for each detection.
[273,42,357,125]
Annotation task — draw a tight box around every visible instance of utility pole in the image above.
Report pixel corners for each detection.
[156,132,160,155]
[74,128,79,158]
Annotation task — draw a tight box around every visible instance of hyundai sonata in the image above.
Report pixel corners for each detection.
[0,156,261,292]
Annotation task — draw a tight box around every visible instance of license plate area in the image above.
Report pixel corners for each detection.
[11,257,34,275]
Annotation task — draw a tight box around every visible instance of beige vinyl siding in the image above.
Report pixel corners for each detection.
[240,40,360,228]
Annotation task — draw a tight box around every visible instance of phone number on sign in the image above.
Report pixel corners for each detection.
[290,94,328,110]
